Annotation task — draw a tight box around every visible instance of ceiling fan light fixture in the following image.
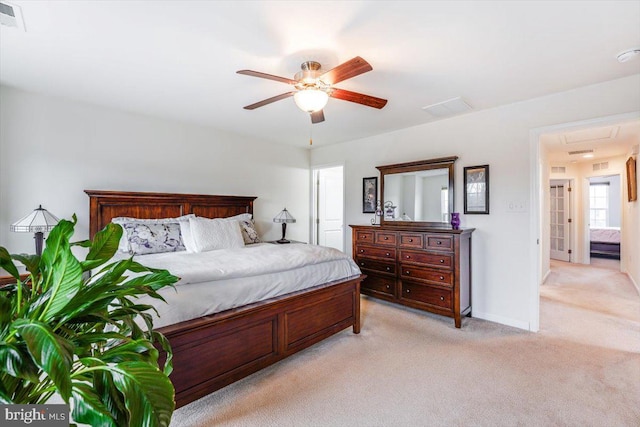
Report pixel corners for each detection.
[293,88,329,113]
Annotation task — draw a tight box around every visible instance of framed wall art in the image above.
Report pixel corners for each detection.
[627,156,637,202]
[363,177,378,213]
[464,165,489,214]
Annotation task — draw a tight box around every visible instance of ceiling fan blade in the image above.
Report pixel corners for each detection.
[243,92,296,110]
[330,88,387,109]
[237,70,298,85]
[311,110,325,124]
[319,56,373,85]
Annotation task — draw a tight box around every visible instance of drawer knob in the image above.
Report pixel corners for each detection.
[406,255,410,259]
[405,271,410,275]
[437,241,442,245]
[386,253,390,257]
[440,276,444,280]
[360,249,365,253]
[360,262,365,266]
[386,267,391,271]
[409,238,413,242]
[362,236,367,239]
[384,236,388,240]
[385,284,390,289]
[406,289,410,293]
[440,296,445,301]
[439,259,444,263]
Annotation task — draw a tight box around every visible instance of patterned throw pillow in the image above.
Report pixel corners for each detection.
[226,213,261,244]
[112,214,194,253]
[123,222,186,255]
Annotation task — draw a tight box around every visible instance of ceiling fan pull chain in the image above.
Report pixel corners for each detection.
[309,122,313,146]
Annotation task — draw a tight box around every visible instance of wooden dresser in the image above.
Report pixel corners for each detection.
[350,224,473,328]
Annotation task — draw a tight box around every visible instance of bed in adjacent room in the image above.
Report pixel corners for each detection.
[86,190,364,408]
[589,227,621,259]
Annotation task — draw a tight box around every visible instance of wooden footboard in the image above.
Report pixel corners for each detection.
[161,275,363,408]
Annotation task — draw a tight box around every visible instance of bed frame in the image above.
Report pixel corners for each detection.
[86,190,363,408]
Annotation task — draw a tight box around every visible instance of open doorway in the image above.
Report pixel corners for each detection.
[587,174,621,266]
[529,112,639,332]
[312,165,345,251]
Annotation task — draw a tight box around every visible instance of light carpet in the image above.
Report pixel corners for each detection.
[171,260,640,426]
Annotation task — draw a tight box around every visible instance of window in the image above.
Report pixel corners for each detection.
[589,183,609,228]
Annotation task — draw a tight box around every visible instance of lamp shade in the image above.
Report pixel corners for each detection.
[10,205,59,233]
[293,89,329,113]
[273,208,296,224]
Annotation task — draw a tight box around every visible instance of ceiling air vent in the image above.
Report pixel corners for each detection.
[551,166,566,174]
[568,149,594,156]
[422,97,472,119]
[0,1,25,31]
[593,162,609,171]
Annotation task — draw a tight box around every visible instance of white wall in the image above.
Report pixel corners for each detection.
[0,86,310,256]
[312,74,640,330]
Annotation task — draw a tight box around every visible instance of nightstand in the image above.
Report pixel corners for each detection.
[0,273,29,286]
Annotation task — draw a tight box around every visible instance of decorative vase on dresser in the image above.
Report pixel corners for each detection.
[350,224,473,328]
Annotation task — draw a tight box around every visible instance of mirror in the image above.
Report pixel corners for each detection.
[377,156,457,227]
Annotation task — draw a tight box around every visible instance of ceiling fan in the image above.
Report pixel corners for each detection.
[237,56,387,124]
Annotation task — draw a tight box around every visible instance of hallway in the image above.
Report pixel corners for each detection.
[541,259,640,352]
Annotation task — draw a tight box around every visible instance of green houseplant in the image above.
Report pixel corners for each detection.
[0,216,179,426]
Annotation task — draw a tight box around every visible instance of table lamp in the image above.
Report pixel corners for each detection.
[273,208,296,244]
[10,205,60,256]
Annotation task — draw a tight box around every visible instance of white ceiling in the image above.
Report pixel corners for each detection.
[1,1,639,148]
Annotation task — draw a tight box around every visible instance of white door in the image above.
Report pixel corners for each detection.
[550,180,570,262]
[315,166,344,251]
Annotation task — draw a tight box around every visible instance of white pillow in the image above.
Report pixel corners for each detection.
[178,217,197,253]
[112,214,194,253]
[189,217,245,252]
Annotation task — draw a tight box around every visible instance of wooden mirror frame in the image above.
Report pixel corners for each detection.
[376,156,457,228]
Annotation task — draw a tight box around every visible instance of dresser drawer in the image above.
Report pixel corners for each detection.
[374,231,397,246]
[356,258,395,275]
[399,233,423,248]
[355,230,374,243]
[399,250,453,269]
[400,264,453,286]
[356,245,396,260]
[401,281,452,310]
[425,235,453,250]
[362,274,395,297]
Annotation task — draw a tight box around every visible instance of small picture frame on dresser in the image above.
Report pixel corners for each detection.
[464,165,489,214]
[363,177,378,213]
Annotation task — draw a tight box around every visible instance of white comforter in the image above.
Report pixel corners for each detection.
[114,243,356,285]
[111,244,361,328]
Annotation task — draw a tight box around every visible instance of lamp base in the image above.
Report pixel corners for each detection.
[276,239,291,244]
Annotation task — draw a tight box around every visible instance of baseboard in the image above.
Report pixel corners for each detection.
[626,272,640,297]
[541,268,551,284]
[473,311,530,331]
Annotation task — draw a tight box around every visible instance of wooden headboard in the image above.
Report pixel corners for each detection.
[85,190,257,239]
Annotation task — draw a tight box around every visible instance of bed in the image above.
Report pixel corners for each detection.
[589,227,621,259]
[86,190,364,408]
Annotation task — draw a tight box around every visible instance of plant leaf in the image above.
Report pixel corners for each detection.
[0,247,20,279]
[39,222,84,322]
[71,381,117,427]
[80,223,122,272]
[95,370,129,427]
[10,253,40,277]
[13,319,73,402]
[109,361,175,427]
[0,343,40,383]
[87,223,122,262]
[102,339,158,365]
